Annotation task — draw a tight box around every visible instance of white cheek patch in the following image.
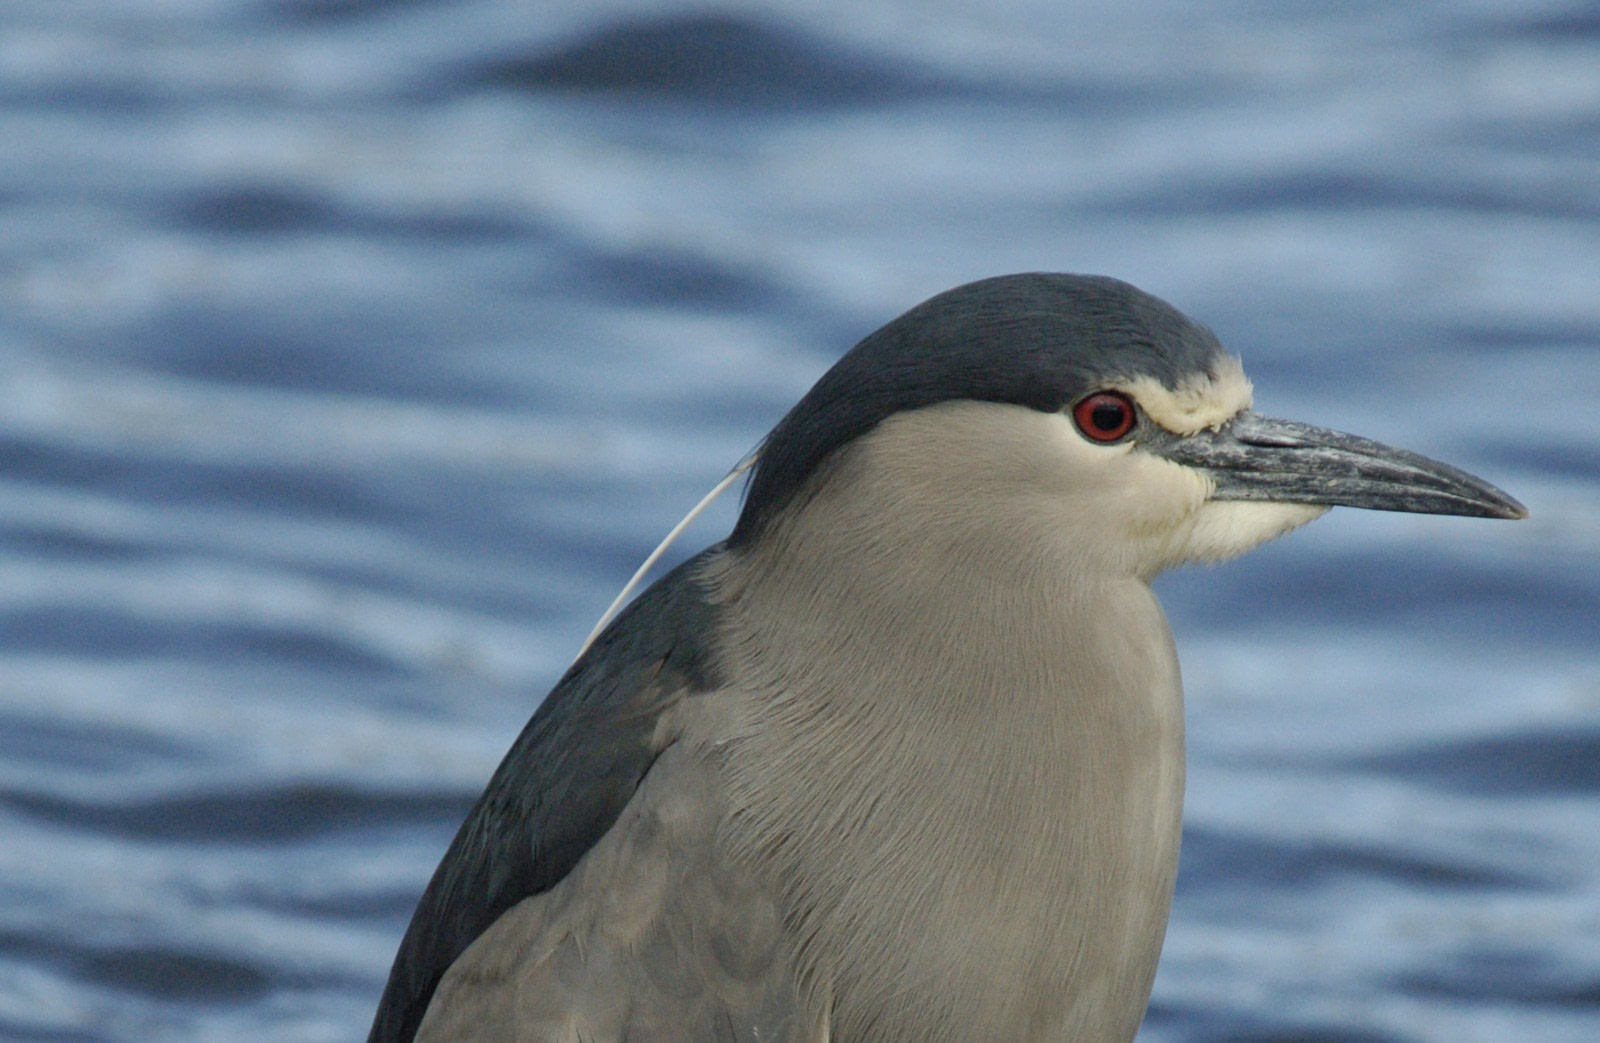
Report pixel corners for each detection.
[1116,354,1253,436]
[1169,500,1328,566]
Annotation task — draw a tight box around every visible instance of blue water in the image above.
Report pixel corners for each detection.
[1,2,1597,1040]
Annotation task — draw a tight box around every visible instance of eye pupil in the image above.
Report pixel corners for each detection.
[1072,392,1136,442]
[1090,402,1124,431]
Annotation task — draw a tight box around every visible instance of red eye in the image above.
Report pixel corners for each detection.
[1072,392,1136,443]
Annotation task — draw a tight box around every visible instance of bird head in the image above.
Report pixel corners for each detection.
[730,273,1524,582]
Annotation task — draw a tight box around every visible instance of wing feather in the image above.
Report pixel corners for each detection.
[367,550,725,1043]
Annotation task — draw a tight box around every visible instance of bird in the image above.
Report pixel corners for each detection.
[368,273,1525,1043]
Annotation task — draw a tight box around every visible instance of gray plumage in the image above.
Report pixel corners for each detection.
[370,552,728,1041]
[369,274,1523,1042]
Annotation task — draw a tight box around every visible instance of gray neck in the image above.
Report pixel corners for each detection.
[696,403,1187,1042]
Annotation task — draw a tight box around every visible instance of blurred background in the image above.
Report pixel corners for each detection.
[1,1,1597,1040]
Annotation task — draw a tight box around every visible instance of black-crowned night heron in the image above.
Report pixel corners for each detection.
[369,273,1525,1042]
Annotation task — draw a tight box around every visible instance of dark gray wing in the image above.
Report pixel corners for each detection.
[367,549,724,1043]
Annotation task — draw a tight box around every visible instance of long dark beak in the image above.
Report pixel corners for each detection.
[1152,412,1527,519]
